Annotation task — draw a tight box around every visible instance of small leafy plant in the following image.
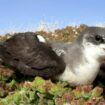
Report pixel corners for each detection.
[0,76,105,105]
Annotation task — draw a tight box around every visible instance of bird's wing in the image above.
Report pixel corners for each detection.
[1,37,65,78]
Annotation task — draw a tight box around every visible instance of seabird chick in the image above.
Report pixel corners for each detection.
[0,27,105,86]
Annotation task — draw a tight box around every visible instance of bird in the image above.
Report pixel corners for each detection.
[0,27,105,86]
[49,27,105,86]
[0,32,65,80]
[96,61,105,85]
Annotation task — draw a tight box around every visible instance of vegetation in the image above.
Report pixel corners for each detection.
[0,24,87,42]
[0,76,105,105]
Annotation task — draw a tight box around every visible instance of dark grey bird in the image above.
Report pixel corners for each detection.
[0,27,105,86]
[0,32,65,80]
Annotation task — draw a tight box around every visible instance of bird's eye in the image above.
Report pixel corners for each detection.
[95,35,104,43]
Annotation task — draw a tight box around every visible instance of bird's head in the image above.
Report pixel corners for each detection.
[77,27,105,61]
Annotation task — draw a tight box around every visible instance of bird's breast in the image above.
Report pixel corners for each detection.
[58,59,100,86]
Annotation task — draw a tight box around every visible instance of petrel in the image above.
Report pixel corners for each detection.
[0,32,65,79]
[0,27,105,86]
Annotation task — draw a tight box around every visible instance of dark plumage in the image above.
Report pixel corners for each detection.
[0,32,65,79]
[96,62,105,85]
